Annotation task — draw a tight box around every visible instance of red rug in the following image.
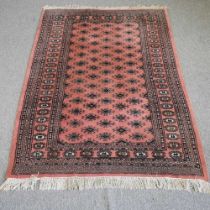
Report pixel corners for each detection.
[1,6,209,192]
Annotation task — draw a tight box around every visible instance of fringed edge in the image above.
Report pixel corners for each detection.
[42,5,167,10]
[0,177,210,193]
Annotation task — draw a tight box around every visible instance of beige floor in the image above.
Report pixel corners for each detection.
[0,0,210,209]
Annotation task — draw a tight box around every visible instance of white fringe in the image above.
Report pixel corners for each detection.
[0,176,210,193]
[43,5,167,10]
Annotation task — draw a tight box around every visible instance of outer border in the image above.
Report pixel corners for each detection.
[5,7,208,181]
[163,8,208,181]
[6,8,45,178]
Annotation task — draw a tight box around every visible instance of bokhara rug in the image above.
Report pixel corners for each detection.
[1,6,210,192]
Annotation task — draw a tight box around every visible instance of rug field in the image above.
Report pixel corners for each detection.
[1,6,209,192]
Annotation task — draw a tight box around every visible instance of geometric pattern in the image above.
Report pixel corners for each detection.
[7,9,207,179]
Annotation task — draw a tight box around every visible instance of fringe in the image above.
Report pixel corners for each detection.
[43,5,167,10]
[0,176,210,193]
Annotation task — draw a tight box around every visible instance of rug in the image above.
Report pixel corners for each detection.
[1,6,209,192]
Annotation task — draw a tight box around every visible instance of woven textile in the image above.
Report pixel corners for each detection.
[2,7,209,192]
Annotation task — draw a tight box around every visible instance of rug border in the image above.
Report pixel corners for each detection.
[163,8,208,181]
[5,8,46,179]
[5,6,208,182]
